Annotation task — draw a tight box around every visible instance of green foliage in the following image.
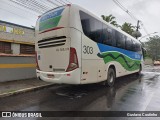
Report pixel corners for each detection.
[145,35,160,60]
[101,14,136,36]
[101,14,119,27]
[120,22,135,36]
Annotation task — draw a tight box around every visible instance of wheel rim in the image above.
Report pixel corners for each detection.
[109,72,114,83]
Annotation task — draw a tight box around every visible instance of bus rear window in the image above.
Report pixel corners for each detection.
[39,7,65,32]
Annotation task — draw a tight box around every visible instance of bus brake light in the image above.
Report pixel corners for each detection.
[66,47,79,72]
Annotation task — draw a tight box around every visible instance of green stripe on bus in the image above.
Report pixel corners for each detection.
[100,51,140,71]
[39,16,62,31]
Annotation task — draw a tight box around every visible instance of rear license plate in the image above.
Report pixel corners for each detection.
[47,74,54,78]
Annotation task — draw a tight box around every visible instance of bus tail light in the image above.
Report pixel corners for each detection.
[35,51,40,70]
[66,47,79,72]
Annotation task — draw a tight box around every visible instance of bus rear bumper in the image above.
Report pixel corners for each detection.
[36,69,81,84]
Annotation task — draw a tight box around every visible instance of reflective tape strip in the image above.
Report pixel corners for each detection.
[0,64,36,68]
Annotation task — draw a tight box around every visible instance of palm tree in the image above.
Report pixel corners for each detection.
[101,14,119,27]
[120,22,135,36]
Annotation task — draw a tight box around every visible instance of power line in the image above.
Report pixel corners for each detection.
[65,0,71,4]
[9,0,59,14]
[9,0,43,14]
[55,0,65,5]
[0,7,35,24]
[39,0,55,9]
[4,0,71,27]
[140,22,149,35]
[112,0,138,21]
[59,0,67,4]
[47,0,59,7]
[15,0,46,13]
[2,0,39,16]
[30,0,51,11]
[112,0,149,35]
[14,0,45,12]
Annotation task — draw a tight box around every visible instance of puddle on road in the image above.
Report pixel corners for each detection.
[54,85,90,99]
[54,74,141,101]
[51,70,160,111]
[142,71,160,75]
[56,91,88,99]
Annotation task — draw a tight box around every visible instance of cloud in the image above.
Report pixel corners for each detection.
[70,0,160,38]
[0,0,159,39]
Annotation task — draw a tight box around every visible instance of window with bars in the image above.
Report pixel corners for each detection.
[0,41,12,54]
[20,44,35,54]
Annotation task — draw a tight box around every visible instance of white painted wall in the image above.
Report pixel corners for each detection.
[11,43,20,54]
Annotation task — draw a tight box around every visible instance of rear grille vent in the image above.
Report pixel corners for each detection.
[38,36,66,48]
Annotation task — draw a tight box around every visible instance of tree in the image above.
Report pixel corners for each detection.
[120,22,135,36]
[145,35,160,60]
[101,14,119,27]
[101,14,141,38]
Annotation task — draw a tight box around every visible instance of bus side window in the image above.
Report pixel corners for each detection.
[81,19,90,37]
[135,42,142,53]
[80,11,103,43]
[116,31,126,49]
[112,30,116,47]
[126,37,133,51]
[102,24,112,45]
[89,19,103,43]
[131,40,136,52]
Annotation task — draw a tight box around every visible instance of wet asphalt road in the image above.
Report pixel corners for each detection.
[0,65,160,120]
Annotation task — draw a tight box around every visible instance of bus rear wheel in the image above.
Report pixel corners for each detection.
[137,64,142,75]
[106,68,116,87]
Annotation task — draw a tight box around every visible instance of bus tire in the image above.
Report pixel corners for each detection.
[106,67,116,87]
[137,64,142,75]
[38,77,42,80]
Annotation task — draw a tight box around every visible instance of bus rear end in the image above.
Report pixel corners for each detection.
[35,5,81,84]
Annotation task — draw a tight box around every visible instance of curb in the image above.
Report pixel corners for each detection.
[0,83,55,98]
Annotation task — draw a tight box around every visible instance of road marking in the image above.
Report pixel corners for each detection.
[142,71,160,74]
[0,64,36,68]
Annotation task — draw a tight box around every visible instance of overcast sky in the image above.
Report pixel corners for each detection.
[0,0,160,41]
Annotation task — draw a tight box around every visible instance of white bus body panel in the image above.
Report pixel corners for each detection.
[36,5,82,84]
[35,4,142,85]
[36,69,80,84]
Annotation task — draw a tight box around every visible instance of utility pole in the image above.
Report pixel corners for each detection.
[136,20,140,39]
[132,20,141,39]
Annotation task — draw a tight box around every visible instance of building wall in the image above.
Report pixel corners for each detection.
[11,43,20,54]
[0,56,36,82]
[0,20,36,82]
[0,21,35,45]
[0,20,35,56]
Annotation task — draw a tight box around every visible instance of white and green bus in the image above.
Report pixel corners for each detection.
[35,4,143,86]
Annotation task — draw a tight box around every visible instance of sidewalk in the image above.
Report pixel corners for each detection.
[0,78,54,98]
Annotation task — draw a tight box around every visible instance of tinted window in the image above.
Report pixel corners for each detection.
[126,37,133,51]
[102,24,113,45]
[112,30,116,47]
[135,42,141,52]
[0,42,11,54]
[132,40,136,51]
[129,40,142,52]
[115,31,126,49]
[102,24,116,46]
[20,44,35,54]
[80,11,102,43]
